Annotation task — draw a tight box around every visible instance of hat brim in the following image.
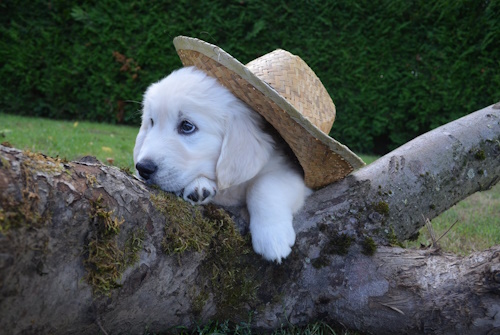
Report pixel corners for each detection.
[173,36,365,189]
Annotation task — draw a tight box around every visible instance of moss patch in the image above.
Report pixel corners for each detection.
[0,197,27,233]
[387,226,404,248]
[312,224,356,269]
[325,233,355,256]
[373,201,390,216]
[0,155,11,169]
[22,150,64,174]
[150,191,258,317]
[361,237,377,256]
[0,150,60,233]
[474,149,486,160]
[312,257,330,269]
[85,173,98,187]
[151,192,214,253]
[318,224,355,256]
[84,195,144,296]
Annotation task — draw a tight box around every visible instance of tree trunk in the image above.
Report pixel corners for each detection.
[0,103,499,335]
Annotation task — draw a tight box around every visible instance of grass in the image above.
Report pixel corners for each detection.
[0,113,498,333]
[0,113,137,170]
[404,186,500,255]
[178,320,356,335]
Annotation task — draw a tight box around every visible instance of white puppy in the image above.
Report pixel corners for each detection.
[133,67,310,263]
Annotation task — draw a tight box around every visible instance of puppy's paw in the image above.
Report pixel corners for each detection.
[182,177,217,205]
[251,222,296,264]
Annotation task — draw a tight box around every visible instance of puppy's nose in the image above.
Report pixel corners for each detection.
[136,160,157,180]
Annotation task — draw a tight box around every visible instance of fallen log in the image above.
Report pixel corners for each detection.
[0,103,499,334]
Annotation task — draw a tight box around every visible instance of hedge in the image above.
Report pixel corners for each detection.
[1,0,499,153]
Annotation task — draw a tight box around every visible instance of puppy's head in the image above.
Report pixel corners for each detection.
[133,66,274,195]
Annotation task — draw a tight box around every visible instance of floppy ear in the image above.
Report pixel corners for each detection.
[216,113,274,190]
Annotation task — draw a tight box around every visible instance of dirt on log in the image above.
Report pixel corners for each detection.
[0,103,499,334]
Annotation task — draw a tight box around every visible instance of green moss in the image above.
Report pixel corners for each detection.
[207,215,258,317]
[150,192,214,253]
[0,150,59,233]
[325,233,354,256]
[361,237,377,256]
[387,226,404,248]
[85,173,98,187]
[0,156,11,169]
[474,149,486,160]
[374,201,390,216]
[311,257,330,269]
[85,237,124,294]
[150,190,258,317]
[312,224,356,269]
[0,209,6,233]
[124,228,145,266]
[192,290,210,315]
[0,198,22,233]
[22,150,64,174]
[84,195,144,296]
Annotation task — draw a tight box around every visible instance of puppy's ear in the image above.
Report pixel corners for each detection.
[216,113,274,190]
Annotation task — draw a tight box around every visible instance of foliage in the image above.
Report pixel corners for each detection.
[1,0,499,153]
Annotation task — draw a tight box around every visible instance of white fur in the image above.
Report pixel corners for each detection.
[133,67,311,263]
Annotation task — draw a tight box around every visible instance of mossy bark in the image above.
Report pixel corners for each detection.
[0,103,499,334]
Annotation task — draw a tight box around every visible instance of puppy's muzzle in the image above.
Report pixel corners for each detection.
[136,159,157,180]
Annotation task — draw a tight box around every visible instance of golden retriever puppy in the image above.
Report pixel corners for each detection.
[134,67,310,263]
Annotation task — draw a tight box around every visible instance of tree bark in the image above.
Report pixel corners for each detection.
[0,103,499,335]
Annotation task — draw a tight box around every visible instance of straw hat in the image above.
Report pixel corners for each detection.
[173,36,364,189]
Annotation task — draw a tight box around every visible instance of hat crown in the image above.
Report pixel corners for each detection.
[246,50,335,134]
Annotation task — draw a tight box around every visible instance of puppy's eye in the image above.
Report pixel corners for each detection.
[178,120,196,135]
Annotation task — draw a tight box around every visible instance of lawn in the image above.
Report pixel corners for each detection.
[0,113,138,170]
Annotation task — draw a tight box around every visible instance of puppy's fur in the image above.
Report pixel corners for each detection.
[134,67,310,263]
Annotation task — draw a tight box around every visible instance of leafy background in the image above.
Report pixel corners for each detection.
[1,0,499,154]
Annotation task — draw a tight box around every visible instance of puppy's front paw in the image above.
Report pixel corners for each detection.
[182,177,217,205]
[251,222,296,264]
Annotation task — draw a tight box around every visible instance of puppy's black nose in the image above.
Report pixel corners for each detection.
[136,160,157,180]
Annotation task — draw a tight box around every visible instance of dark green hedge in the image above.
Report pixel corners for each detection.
[1,0,499,153]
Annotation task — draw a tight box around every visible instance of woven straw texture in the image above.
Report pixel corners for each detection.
[175,37,364,188]
[246,50,335,134]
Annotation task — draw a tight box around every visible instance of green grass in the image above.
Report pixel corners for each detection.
[404,184,500,255]
[0,113,137,170]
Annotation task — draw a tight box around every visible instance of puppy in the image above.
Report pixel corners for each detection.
[133,67,310,263]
